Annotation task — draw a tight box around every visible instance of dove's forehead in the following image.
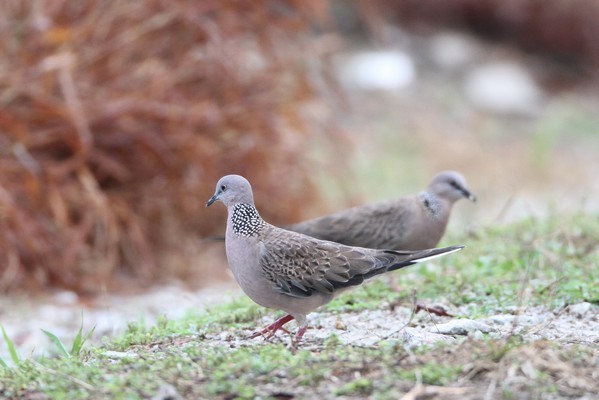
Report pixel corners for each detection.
[434,171,466,184]
[217,174,251,190]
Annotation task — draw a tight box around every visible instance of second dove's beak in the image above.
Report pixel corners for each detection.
[206,193,219,207]
[463,189,477,202]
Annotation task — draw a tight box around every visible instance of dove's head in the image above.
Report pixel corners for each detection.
[428,171,476,203]
[206,175,255,208]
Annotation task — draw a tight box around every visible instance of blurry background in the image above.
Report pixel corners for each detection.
[0,0,598,352]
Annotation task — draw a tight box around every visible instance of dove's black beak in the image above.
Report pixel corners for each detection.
[206,193,219,207]
[450,180,477,202]
[464,189,477,202]
[461,188,476,202]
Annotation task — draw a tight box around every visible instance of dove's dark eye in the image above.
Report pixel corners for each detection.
[220,184,227,191]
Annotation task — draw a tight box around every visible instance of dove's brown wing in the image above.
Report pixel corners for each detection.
[258,225,462,298]
[286,198,417,249]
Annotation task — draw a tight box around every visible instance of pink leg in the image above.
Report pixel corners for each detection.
[295,326,307,342]
[249,314,294,339]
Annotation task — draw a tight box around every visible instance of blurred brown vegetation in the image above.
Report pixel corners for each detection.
[357,0,599,81]
[0,0,340,293]
[3,0,595,294]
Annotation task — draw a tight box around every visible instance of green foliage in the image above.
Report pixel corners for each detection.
[41,322,96,358]
[41,329,71,358]
[108,298,264,351]
[71,324,96,356]
[327,278,404,312]
[396,364,462,386]
[334,377,373,396]
[203,296,264,325]
[1,324,20,367]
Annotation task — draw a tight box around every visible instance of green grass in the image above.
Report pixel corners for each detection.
[41,320,96,359]
[0,213,597,399]
[0,325,20,367]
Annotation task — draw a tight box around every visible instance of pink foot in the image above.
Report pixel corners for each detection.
[289,326,309,347]
[295,326,307,342]
[249,314,294,339]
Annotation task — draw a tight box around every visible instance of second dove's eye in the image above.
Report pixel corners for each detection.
[221,185,227,191]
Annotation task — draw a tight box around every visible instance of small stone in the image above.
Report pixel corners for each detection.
[469,329,485,340]
[151,383,182,400]
[104,350,139,359]
[568,302,592,318]
[53,291,79,305]
[335,320,347,330]
[429,32,478,70]
[484,314,541,326]
[401,327,456,349]
[464,61,542,115]
[484,314,515,325]
[432,319,496,335]
[339,50,416,91]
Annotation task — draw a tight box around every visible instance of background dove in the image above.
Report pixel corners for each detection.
[287,171,475,250]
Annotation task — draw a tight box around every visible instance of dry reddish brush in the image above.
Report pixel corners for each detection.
[0,1,338,292]
[5,0,592,294]
[368,0,599,75]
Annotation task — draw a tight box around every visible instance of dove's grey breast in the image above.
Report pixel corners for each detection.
[225,204,331,319]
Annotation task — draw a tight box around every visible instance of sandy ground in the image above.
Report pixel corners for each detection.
[0,281,238,360]
[1,281,596,362]
[191,298,597,351]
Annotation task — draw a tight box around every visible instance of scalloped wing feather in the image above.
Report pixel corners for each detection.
[258,227,388,298]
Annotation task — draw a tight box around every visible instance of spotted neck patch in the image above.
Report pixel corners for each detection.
[418,191,442,219]
[231,203,265,237]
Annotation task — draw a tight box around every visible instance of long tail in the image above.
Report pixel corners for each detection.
[332,245,464,290]
[383,245,464,273]
[328,246,464,289]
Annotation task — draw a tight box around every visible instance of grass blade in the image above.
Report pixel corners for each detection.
[78,325,96,354]
[70,325,84,356]
[0,356,8,369]
[71,322,96,356]
[1,324,20,365]
[41,329,71,358]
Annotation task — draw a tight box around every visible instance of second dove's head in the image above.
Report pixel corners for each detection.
[206,175,255,208]
[428,171,476,203]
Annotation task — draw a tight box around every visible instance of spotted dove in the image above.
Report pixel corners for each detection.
[287,171,476,250]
